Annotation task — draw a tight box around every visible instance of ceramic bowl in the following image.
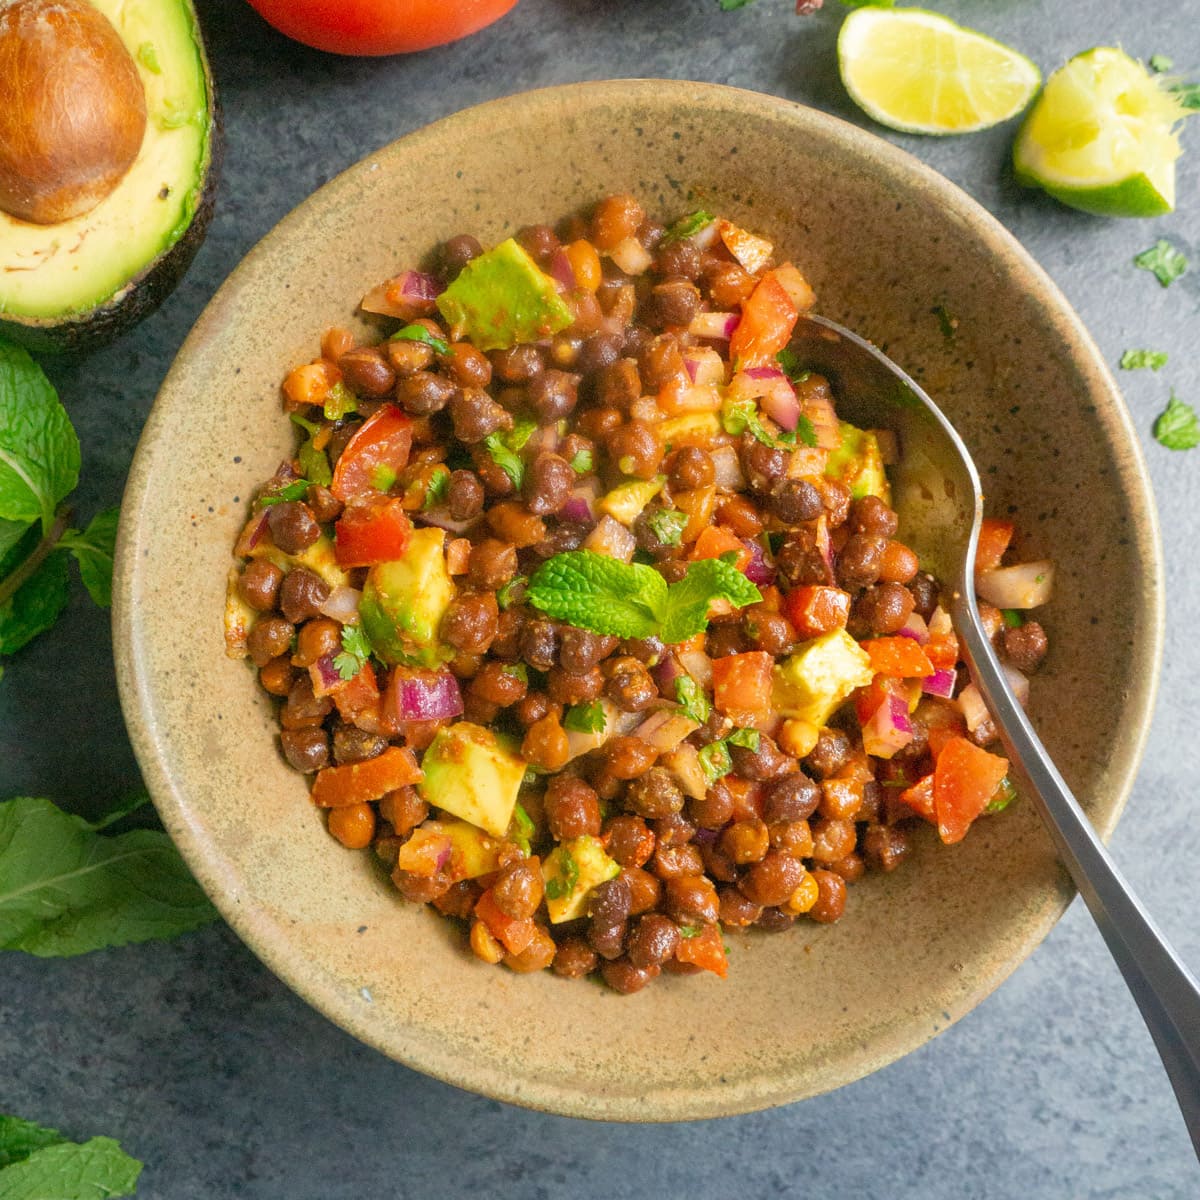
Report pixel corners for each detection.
[114,80,1162,1121]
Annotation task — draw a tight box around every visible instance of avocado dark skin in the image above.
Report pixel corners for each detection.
[0,1,222,354]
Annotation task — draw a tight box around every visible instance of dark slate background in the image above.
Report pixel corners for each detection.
[2,1,1197,1195]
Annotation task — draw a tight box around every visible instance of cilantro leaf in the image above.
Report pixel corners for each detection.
[677,923,703,938]
[333,624,372,680]
[259,480,309,506]
[675,675,711,725]
[58,507,119,608]
[1169,81,1200,110]
[1134,239,1188,287]
[1150,53,1174,73]
[985,776,1018,814]
[297,439,332,488]
[526,551,667,638]
[0,1130,142,1198]
[664,210,716,242]
[721,396,816,450]
[698,740,732,785]
[544,847,580,900]
[646,507,688,547]
[497,575,527,610]
[0,796,218,956]
[509,803,536,856]
[1120,349,1169,371]
[484,417,537,490]
[563,700,607,734]
[569,447,594,474]
[775,348,810,383]
[390,323,450,356]
[0,550,69,656]
[659,555,762,645]
[422,467,451,510]
[1153,393,1200,451]
[726,727,761,751]
[0,339,80,532]
[323,381,357,421]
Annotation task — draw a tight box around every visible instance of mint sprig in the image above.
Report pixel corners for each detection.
[0,1114,142,1198]
[526,549,761,643]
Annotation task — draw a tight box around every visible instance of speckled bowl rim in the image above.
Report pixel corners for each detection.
[114,79,1164,1122]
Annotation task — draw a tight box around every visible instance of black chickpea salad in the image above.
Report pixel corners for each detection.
[225,194,1055,994]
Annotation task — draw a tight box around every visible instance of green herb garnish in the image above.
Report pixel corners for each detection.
[323,381,357,421]
[569,446,594,474]
[1134,239,1188,287]
[675,675,711,725]
[510,803,536,856]
[390,323,450,356]
[1119,349,1169,371]
[646,507,688,547]
[1168,81,1200,110]
[678,924,703,938]
[1154,393,1200,451]
[775,348,811,384]
[422,467,451,509]
[0,1113,143,1197]
[297,439,332,488]
[526,549,761,643]
[544,847,581,900]
[664,209,716,242]
[698,740,733,786]
[259,480,310,507]
[726,727,761,751]
[563,700,608,734]
[333,624,372,680]
[717,0,754,9]
[497,575,528,610]
[1001,609,1024,629]
[483,417,537,489]
[721,396,817,450]
[985,776,1018,814]
[1150,54,1174,73]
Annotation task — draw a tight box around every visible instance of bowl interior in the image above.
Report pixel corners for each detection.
[115,80,1161,1121]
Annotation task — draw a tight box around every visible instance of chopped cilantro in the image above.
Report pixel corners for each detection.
[290,411,322,436]
[1168,81,1200,110]
[503,662,529,685]
[664,209,716,242]
[510,803,536,855]
[675,675,711,725]
[1134,239,1188,287]
[333,624,372,680]
[678,923,703,938]
[1001,609,1023,629]
[323,381,357,421]
[422,466,451,509]
[985,776,1018,814]
[570,446,595,474]
[1150,54,1174,73]
[775,348,810,383]
[564,700,607,734]
[698,740,733,786]
[483,417,537,489]
[726,727,761,752]
[722,396,817,449]
[1153,393,1200,451]
[371,464,397,492]
[390,323,450,356]
[259,479,309,506]
[646,507,689,547]
[497,575,527,610]
[545,848,580,900]
[1120,349,1169,371]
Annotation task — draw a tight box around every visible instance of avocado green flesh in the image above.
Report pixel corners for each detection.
[417,723,527,838]
[0,0,214,328]
[825,421,890,503]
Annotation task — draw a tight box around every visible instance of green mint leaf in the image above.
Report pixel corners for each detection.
[1000,609,1024,629]
[0,519,28,566]
[698,740,732,786]
[726,727,760,751]
[422,467,451,510]
[646,507,688,547]
[659,555,762,645]
[390,323,450,356]
[259,480,309,507]
[985,776,1018,814]
[0,549,69,657]
[664,210,716,243]
[0,339,80,532]
[0,796,218,957]
[1120,348,1169,371]
[1169,81,1200,109]
[569,447,594,475]
[59,507,119,608]
[563,700,607,734]
[497,575,527,610]
[1153,393,1200,451]
[297,440,332,488]
[525,550,666,639]
[544,847,580,900]
[675,675,711,725]
[1134,239,1188,287]
[0,1134,142,1199]
[1149,54,1174,73]
[323,382,357,422]
[0,1116,66,1169]
[333,624,371,681]
[932,303,957,340]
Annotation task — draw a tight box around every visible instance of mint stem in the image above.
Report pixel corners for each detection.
[0,504,71,606]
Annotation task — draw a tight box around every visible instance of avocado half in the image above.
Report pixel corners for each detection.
[0,0,221,353]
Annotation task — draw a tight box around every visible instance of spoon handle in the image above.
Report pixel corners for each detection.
[956,605,1200,1159]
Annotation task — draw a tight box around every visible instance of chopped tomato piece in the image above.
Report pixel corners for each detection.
[723,776,764,821]
[712,651,774,719]
[853,674,908,725]
[474,889,537,956]
[729,271,799,369]
[864,636,935,678]
[689,524,751,570]
[311,745,422,807]
[933,736,1010,844]
[332,660,380,720]
[674,923,728,979]
[917,696,967,760]
[329,404,413,503]
[785,585,851,638]
[898,773,935,822]
[282,359,340,410]
[975,518,1014,572]
[675,485,718,545]
[334,495,412,566]
[925,631,960,670]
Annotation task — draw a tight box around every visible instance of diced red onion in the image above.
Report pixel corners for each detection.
[560,482,600,526]
[682,347,726,386]
[609,236,653,276]
[694,826,718,846]
[710,445,746,489]
[897,612,930,644]
[319,586,363,625]
[922,667,957,699]
[584,515,636,562]
[565,702,641,762]
[814,514,836,585]
[632,710,701,753]
[862,695,914,759]
[653,652,686,693]
[414,508,481,535]
[743,538,776,586]
[392,669,463,722]
[677,648,713,689]
[310,653,344,698]
[976,561,1054,610]
[629,396,662,422]
[435,843,453,871]
[718,221,774,274]
[660,743,708,800]
[688,311,739,340]
[549,248,575,292]
[691,220,721,251]
[235,510,269,556]
[361,271,443,318]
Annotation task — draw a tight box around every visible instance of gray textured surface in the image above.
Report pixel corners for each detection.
[1,0,1197,1194]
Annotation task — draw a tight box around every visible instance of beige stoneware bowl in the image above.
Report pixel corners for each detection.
[114,80,1162,1121]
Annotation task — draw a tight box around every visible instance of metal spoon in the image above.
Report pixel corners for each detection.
[789,314,1200,1158]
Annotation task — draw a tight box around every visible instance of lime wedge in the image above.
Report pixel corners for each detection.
[838,8,1041,135]
[1013,47,1190,218]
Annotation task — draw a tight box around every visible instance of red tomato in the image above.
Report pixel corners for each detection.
[729,271,799,368]
[243,0,519,56]
[863,636,934,678]
[674,924,728,979]
[689,524,751,571]
[933,737,1009,844]
[474,889,537,956]
[334,496,412,567]
[711,651,774,719]
[975,518,1014,572]
[311,746,422,807]
[330,404,413,503]
[784,585,851,638]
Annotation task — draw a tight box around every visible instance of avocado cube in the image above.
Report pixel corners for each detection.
[772,629,875,727]
[417,722,526,838]
[359,527,456,668]
[542,836,621,924]
[824,422,891,503]
[597,476,664,526]
[252,531,351,591]
[436,238,573,352]
[394,818,505,881]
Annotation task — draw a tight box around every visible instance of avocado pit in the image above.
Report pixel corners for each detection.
[0,0,147,225]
